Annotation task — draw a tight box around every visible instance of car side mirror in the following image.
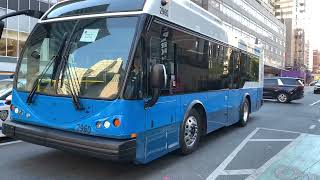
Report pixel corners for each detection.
[0,21,4,39]
[145,64,167,108]
[5,95,12,105]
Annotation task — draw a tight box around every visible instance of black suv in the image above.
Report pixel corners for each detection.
[263,77,304,103]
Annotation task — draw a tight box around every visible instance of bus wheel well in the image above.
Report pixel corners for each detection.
[245,95,252,113]
[193,104,207,135]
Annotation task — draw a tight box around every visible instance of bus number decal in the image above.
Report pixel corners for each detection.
[160,7,169,17]
[76,124,92,135]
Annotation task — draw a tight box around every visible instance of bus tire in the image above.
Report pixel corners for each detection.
[180,109,201,155]
[238,98,250,127]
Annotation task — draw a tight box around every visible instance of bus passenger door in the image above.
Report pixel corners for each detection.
[227,50,242,124]
[142,23,179,161]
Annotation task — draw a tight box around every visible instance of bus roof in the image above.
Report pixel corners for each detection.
[42,0,261,56]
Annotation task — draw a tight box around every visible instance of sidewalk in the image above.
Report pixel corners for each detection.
[247,134,320,179]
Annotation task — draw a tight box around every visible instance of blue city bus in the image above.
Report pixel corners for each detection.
[0,0,263,164]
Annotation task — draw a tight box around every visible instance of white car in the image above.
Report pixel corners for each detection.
[314,82,320,94]
[0,79,13,127]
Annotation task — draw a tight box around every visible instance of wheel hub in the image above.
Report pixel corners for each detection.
[184,116,198,147]
[278,94,287,102]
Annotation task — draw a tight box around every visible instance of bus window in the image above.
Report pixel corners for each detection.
[174,30,208,93]
[147,24,176,96]
[124,42,144,99]
[208,43,232,90]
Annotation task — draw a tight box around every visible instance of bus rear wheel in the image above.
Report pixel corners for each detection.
[238,98,250,127]
[180,109,201,155]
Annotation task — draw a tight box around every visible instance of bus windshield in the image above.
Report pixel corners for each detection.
[16,16,138,100]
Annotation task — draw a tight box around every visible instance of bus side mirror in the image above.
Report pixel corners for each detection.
[0,10,44,39]
[145,64,167,108]
[0,21,4,39]
[151,64,167,89]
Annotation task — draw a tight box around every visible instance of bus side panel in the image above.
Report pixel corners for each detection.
[250,88,263,113]
[227,89,242,126]
[179,92,226,135]
[135,122,180,164]
[227,88,261,126]
[135,95,182,164]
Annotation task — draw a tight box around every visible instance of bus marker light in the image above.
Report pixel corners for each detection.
[26,113,31,118]
[113,119,121,128]
[131,133,137,138]
[10,104,14,111]
[104,121,111,128]
[14,108,19,114]
[18,110,23,116]
[96,121,102,129]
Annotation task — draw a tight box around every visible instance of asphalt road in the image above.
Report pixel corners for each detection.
[0,87,320,180]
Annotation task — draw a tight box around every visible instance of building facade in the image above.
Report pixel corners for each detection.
[313,50,320,74]
[0,0,57,73]
[191,0,286,76]
[274,0,311,71]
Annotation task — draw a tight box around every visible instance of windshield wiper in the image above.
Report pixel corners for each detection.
[54,20,84,111]
[26,33,69,105]
[65,63,83,111]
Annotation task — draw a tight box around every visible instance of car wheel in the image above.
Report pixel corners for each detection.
[277,93,289,103]
[238,98,250,127]
[180,109,201,155]
[0,110,8,121]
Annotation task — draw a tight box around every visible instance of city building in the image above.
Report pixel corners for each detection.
[313,50,320,74]
[0,0,58,73]
[191,0,286,76]
[274,0,311,71]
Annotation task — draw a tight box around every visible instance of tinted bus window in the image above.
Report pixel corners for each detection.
[145,22,260,95]
[175,31,208,93]
[208,43,232,90]
[46,0,146,19]
[147,24,176,96]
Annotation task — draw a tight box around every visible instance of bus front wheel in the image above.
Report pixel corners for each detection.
[179,109,202,155]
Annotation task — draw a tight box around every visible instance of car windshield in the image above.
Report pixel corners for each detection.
[16,16,138,100]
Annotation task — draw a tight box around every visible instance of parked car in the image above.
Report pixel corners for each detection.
[309,80,318,86]
[263,77,304,103]
[314,82,320,94]
[0,79,13,127]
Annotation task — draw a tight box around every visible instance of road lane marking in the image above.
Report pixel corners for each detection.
[259,127,304,135]
[310,100,320,106]
[309,125,316,130]
[249,139,295,142]
[206,128,260,180]
[223,169,255,175]
[0,140,22,147]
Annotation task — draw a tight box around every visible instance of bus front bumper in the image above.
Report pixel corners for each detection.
[2,120,136,161]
